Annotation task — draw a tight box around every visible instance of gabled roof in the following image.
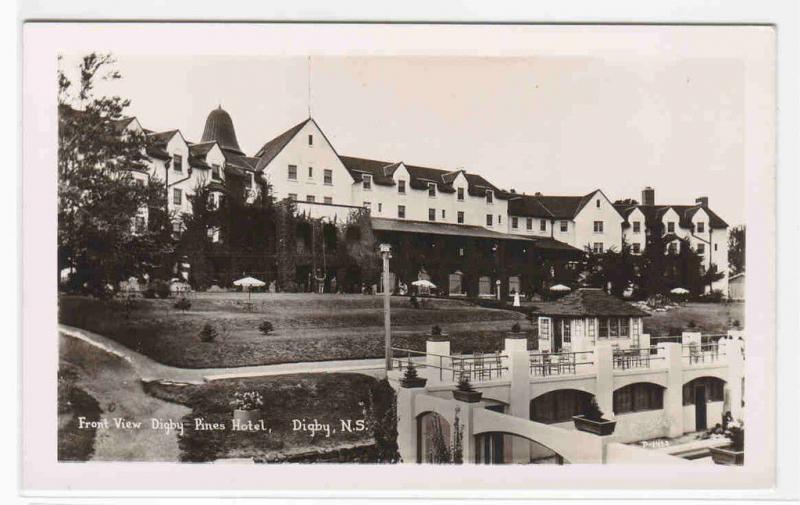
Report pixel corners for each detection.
[146,129,181,147]
[188,141,218,157]
[529,288,650,318]
[254,118,312,171]
[615,204,728,229]
[340,155,512,199]
[508,190,606,220]
[224,150,260,173]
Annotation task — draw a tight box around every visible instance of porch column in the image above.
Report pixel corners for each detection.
[505,336,532,463]
[396,386,423,463]
[661,342,685,438]
[425,337,451,385]
[594,342,614,418]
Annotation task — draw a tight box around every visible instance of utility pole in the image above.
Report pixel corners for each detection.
[379,244,392,371]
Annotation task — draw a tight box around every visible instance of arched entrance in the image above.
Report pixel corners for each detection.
[416,411,452,463]
[683,377,726,431]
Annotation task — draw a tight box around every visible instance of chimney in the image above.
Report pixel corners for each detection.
[695,196,708,207]
[642,186,655,206]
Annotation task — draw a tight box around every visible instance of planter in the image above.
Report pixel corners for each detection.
[506,331,527,339]
[572,415,617,436]
[428,332,450,342]
[709,446,744,466]
[400,377,428,389]
[453,389,483,403]
[233,409,262,424]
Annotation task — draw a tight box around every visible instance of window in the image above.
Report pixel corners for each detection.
[457,187,464,201]
[398,205,406,219]
[428,208,436,221]
[486,190,494,204]
[632,243,641,254]
[526,218,533,230]
[540,219,547,232]
[288,165,297,180]
[441,209,446,219]
[428,183,436,197]
[714,243,718,251]
[211,164,221,180]
[379,203,383,213]
[457,211,464,224]
[697,222,705,233]
[172,188,182,205]
[308,166,313,178]
[288,193,297,201]
[609,317,619,337]
[363,201,371,210]
[324,196,333,204]
[596,199,601,208]
[697,243,705,254]
[562,320,571,343]
[323,169,332,185]
[362,174,372,190]
[633,221,641,233]
[667,221,675,233]
[668,242,678,254]
[308,134,313,146]
[614,384,664,414]
[593,221,604,233]
[620,318,629,337]
[598,318,609,338]
[172,154,183,173]
[560,220,568,232]
[593,242,604,254]
[486,214,493,226]
[398,180,406,194]
[306,195,315,203]
[684,378,726,405]
[511,217,519,229]
[498,214,502,224]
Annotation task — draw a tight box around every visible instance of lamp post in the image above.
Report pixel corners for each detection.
[379,244,393,371]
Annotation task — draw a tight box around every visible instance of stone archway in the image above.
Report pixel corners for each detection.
[416,411,453,463]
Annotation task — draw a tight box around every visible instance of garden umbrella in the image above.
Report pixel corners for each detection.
[411,279,437,289]
[549,284,571,292]
[233,276,266,300]
[670,287,689,294]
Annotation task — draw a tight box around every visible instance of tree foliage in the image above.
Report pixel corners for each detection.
[58,53,173,293]
[728,225,745,275]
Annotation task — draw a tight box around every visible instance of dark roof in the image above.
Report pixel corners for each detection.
[615,204,728,229]
[340,155,512,199]
[529,288,650,318]
[254,118,312,171]
[188,141,217,157]
[508,191,601,219]
[224,150,260,172]
[147,129,179,147]
[201,106,244,155]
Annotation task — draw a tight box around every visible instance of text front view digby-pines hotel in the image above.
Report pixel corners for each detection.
[124,105,730,296]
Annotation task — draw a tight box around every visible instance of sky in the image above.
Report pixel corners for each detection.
[61,54,746,226]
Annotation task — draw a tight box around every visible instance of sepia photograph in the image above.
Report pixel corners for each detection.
[55,50,749,467]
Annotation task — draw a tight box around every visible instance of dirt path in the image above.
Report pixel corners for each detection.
[60,325,388,382]
[60,335,191,461]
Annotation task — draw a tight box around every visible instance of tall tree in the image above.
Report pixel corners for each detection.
[728,225,746,274]
[58,53,172,293]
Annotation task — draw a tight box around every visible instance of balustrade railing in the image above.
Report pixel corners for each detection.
[528,351,594,377]
[682,343,724,365]
[390,347,508,383]
[612,347,664,370]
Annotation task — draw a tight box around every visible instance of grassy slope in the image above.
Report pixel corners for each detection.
[59,294,525,368]
[642,302,744,337]
[57,366,102,461]
[144,373,395,462]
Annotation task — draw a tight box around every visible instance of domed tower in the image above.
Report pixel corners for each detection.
[201,105,244,155]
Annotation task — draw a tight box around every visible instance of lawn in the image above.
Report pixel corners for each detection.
[58,365,102,461]
[143,373,397,463]
[59,293,525,368]
[642,302,745,337]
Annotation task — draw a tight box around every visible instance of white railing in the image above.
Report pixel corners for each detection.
[612,347,665,370]
[528,351,594,377]
[681,343,724,365]
[391,347,508,383]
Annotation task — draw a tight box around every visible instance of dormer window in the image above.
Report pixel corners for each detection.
[697,222,705,233]
[173,154,183,173]
[428,183,436,197]
[486,190,494,204]
[457,187,464,201]
[596,199,600,208]
[211,164,221,181]
[363,174,372,190]
[308,134,313,146]
[667,222,675,233]
[246,173,254,189]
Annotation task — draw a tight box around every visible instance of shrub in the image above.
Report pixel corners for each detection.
[582,398,605,422]
[258,320,274,335]
[198,323,218,343]
[511,322,522,333]
[153,279,171,299]
[174,298,191,311]
[687,320,697,329]
[230,391,264,411]
[402,361,419,381]
[431,325,442,336]
[697,290,724,303]
[456,374,475,393]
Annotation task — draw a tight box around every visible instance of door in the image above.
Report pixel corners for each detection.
[482,405,505,464]
[694,385,707,431]
[552,320,563,352]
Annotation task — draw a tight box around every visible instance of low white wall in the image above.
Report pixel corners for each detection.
[612,409,670,443]
[529,420,573,461]
[605,442,688,464]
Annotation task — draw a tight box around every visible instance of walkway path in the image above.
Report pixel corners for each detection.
[60,325,387,384]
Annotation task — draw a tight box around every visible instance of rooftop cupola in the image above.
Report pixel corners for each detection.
[201,105,244,155]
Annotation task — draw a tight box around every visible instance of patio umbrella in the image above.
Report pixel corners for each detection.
[411,279,437,289]
[233,276,266,300]
[670,287,689,294]
[549,284,571,292]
